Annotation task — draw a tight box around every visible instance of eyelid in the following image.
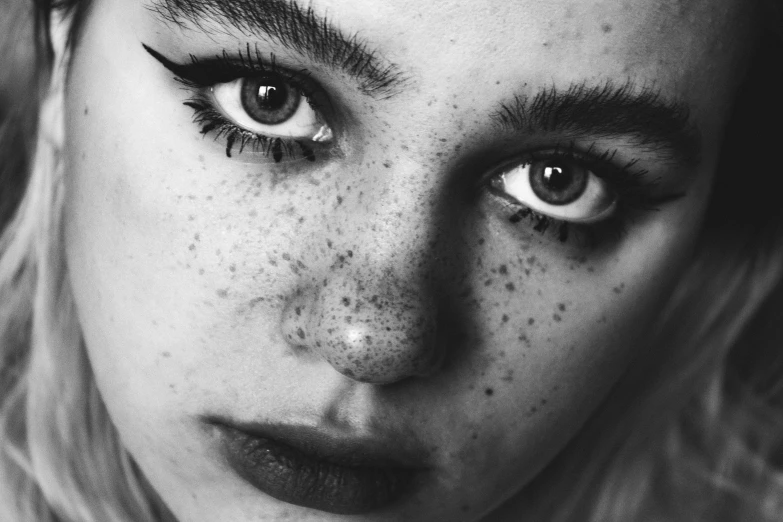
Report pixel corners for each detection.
[142,43,330,110]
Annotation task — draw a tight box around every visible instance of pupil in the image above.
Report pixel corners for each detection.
[529,159,588,206]
[257,83,285,110]
[542,166,573,191]
[241,75,300,125]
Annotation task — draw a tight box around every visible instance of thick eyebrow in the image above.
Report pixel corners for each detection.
[148,0,407,98]
[493,81,702,167]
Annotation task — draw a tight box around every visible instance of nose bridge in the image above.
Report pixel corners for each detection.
[340,154,444,264]
[282,157,450,385]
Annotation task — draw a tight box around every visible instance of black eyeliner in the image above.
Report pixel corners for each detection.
[142,43,331,163]
[142,43,276,86]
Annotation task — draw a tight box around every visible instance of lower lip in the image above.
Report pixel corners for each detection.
[215,425,418,514]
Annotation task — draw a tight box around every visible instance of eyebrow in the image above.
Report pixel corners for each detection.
[148,0,407,98]
[493,81,702,167]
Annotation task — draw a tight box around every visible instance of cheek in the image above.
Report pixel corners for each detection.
[423,197,703,500]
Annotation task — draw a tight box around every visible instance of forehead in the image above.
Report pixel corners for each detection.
[341,0,744,82]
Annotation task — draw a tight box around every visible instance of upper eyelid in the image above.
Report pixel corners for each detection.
[144,43,307,86]
[143,43,334,112]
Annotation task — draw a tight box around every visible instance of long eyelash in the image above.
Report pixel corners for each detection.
[502,143,685,248]
[144,43,326,162]
[183,96,316,161]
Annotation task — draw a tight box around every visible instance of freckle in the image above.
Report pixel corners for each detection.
[229,264,236,272]
[194,233,200,241]
[471,433,478,440]
[296,327,306,339]
[505,282,515,291]
[342,297,351,306]
[601,22,612,33]
[198,268,205,275]
[282,253,291,261]
[216,288,228,298]
[502,314,509,323]
[162,351,171,358]
[558,303,566,312]
[462,505,471,512]
[83,106,89,115]
[485,388,494,396]
[383,161,392,168]
[528,317,534,325]
[484,279,493,286]
[188,215,195,221]
[499,264,508,275]
[478,238,485,245]
[249,209,258,217]
[553,314,562,322]
[188,244,196,251]
[336,195,343,205]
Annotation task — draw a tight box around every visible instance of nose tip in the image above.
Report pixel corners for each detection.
[282,275,443,385]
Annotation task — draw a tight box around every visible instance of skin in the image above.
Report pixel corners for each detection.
[59,0,750,520]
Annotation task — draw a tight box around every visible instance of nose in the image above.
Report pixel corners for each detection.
[282,266,444,384]
[279,151,455,384]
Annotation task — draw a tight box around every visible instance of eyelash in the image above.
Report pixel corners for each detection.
[488,143,683,248]
[148,44,328,161]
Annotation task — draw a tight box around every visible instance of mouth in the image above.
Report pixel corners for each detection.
[205,418,430,514]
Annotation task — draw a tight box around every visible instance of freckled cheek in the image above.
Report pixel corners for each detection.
[450,242,662,425]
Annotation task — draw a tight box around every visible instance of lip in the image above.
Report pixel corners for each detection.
[206,418,430,514]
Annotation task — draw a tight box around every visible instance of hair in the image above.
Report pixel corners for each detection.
[0,0,782,521]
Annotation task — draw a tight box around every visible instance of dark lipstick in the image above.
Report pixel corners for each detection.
[207,419,428,514]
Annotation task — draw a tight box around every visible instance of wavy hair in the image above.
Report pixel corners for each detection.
[0,0,782,521]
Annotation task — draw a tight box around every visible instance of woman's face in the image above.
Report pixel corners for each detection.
[62,0,748,520]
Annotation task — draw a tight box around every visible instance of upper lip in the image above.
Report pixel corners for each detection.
[204,416,432,470]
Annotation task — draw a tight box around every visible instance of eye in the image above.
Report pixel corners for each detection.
[492,157,617,223]
[211,74,333,142]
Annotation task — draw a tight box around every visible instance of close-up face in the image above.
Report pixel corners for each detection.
[61,0,751,520]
